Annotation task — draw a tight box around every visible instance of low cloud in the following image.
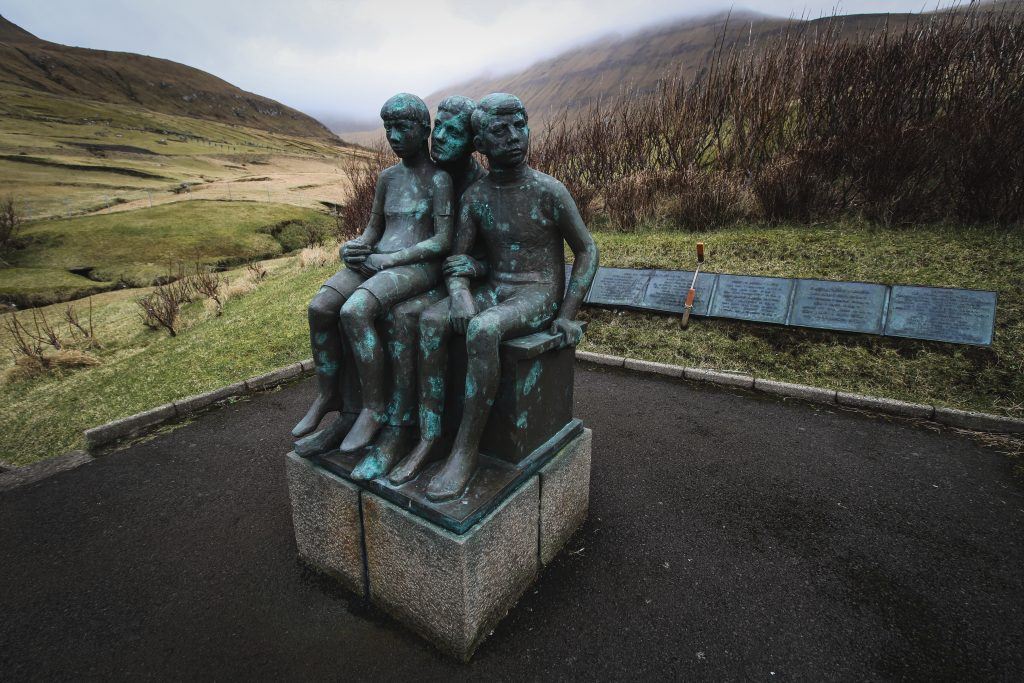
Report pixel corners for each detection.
[4,0,962,122]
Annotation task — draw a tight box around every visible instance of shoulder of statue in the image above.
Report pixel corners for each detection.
[379,164,400,182]
[430,167,453,189]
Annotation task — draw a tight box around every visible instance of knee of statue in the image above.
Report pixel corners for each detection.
[308,296,338,324]
[340,291,373,326]
[465,317,500,353]
[419,306,445,335]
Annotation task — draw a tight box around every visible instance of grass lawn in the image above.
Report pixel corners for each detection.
[0,256,333,467]
[0,221,1021,467]
[575,223,1023,419]
[3,200,332,304]
[0,266,115,307]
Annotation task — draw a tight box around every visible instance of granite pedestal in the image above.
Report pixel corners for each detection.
[284,428,592,660]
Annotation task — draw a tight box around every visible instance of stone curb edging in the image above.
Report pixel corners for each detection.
[575,350,1024,435]
[0,450,94,493]
[8,350,1020,494]
[83,360,315,452]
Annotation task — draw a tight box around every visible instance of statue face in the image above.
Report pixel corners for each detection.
[431,110,473,164]
[475,110,529,168]
[383,116,428,159]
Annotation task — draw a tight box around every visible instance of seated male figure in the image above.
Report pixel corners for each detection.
[391,93,599,501]
[293,93,454,470]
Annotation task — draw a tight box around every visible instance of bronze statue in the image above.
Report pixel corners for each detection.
[390,93,599,501]
[293,96,485,479]
[347,96,488,479]
[292,93,454,467]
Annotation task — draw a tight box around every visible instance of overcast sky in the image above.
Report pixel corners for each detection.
[4,1,961,124]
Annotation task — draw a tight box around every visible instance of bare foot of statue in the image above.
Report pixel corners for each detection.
[293,413,355,458]
[388,437,444,486]
[426,448,478,502]
[340,408,386,453]
[292,394,341,438]
[350,425,411,480]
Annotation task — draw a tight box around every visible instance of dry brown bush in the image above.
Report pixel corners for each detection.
[191,266,225,315]
[337,141,392,240]
[532,6,1024,230]
[3,349,100,383]
[299,243,335,269]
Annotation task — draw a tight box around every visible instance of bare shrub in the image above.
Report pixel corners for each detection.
[531,6,1024,229]
[246,260,268,282]
[64,298,99,349]
[2,310,99,382]
[4,312,46,364]
[137,273,187,336]
[338,141,392,240]
[667,168,750,229]
[191,266,225,315]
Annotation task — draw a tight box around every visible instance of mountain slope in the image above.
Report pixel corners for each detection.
[0,15,337,141]
[412,1,1022,129]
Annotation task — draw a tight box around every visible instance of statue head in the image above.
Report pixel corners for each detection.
[472,93,529,169]
[380,93,431,159]
[431,95,477,164]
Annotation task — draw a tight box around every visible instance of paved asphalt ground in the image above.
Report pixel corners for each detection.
[2,366,1023,680]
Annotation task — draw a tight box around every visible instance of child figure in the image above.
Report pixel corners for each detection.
[294,93,454,477]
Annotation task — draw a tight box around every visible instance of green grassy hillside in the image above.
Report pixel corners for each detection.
[0,15,337,140]
[0,83,360,219]
[1,201,331,306]
[1,221,1021,468]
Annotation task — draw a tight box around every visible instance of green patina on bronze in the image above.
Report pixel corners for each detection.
[293,92,599,505]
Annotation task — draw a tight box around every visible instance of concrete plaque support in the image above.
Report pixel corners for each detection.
[284,429,592,660]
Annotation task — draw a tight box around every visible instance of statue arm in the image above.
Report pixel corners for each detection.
[375,172,455,268]
[444,202,478,295]
[554,183,599,322]
[341,171,387,267]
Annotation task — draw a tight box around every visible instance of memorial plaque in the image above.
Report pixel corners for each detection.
[884,285,997,346]
[790,279,888,334]
[641,269,718,316]
[586,267,653,308]
[708,274,794,324]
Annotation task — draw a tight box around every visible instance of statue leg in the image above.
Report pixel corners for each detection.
[426,288,555,501]
[388,296,453,485]
[292,276,361,438]
[338,288,387,453]
[351,289,442,480]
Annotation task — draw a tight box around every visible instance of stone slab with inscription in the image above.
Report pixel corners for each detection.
[641,270,718,316]
[585,267,653,308]
[709,274,794,325]
[883,285,997,346]
[790,279,888,334]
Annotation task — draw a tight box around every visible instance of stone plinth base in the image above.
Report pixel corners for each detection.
[284,428,592,660]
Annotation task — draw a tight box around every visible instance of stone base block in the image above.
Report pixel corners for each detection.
[285,452,366,597]
[539,428,592,565]
[285,428,592,660]
[363,477,539,660]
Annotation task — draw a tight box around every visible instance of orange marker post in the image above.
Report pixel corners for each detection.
[681,242,705,329]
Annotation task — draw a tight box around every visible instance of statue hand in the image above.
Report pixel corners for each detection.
[550,317,584,349]
[361,253,389,274]
[449,289,477,335]
[444,255,485,279]
[341,239,372,264]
